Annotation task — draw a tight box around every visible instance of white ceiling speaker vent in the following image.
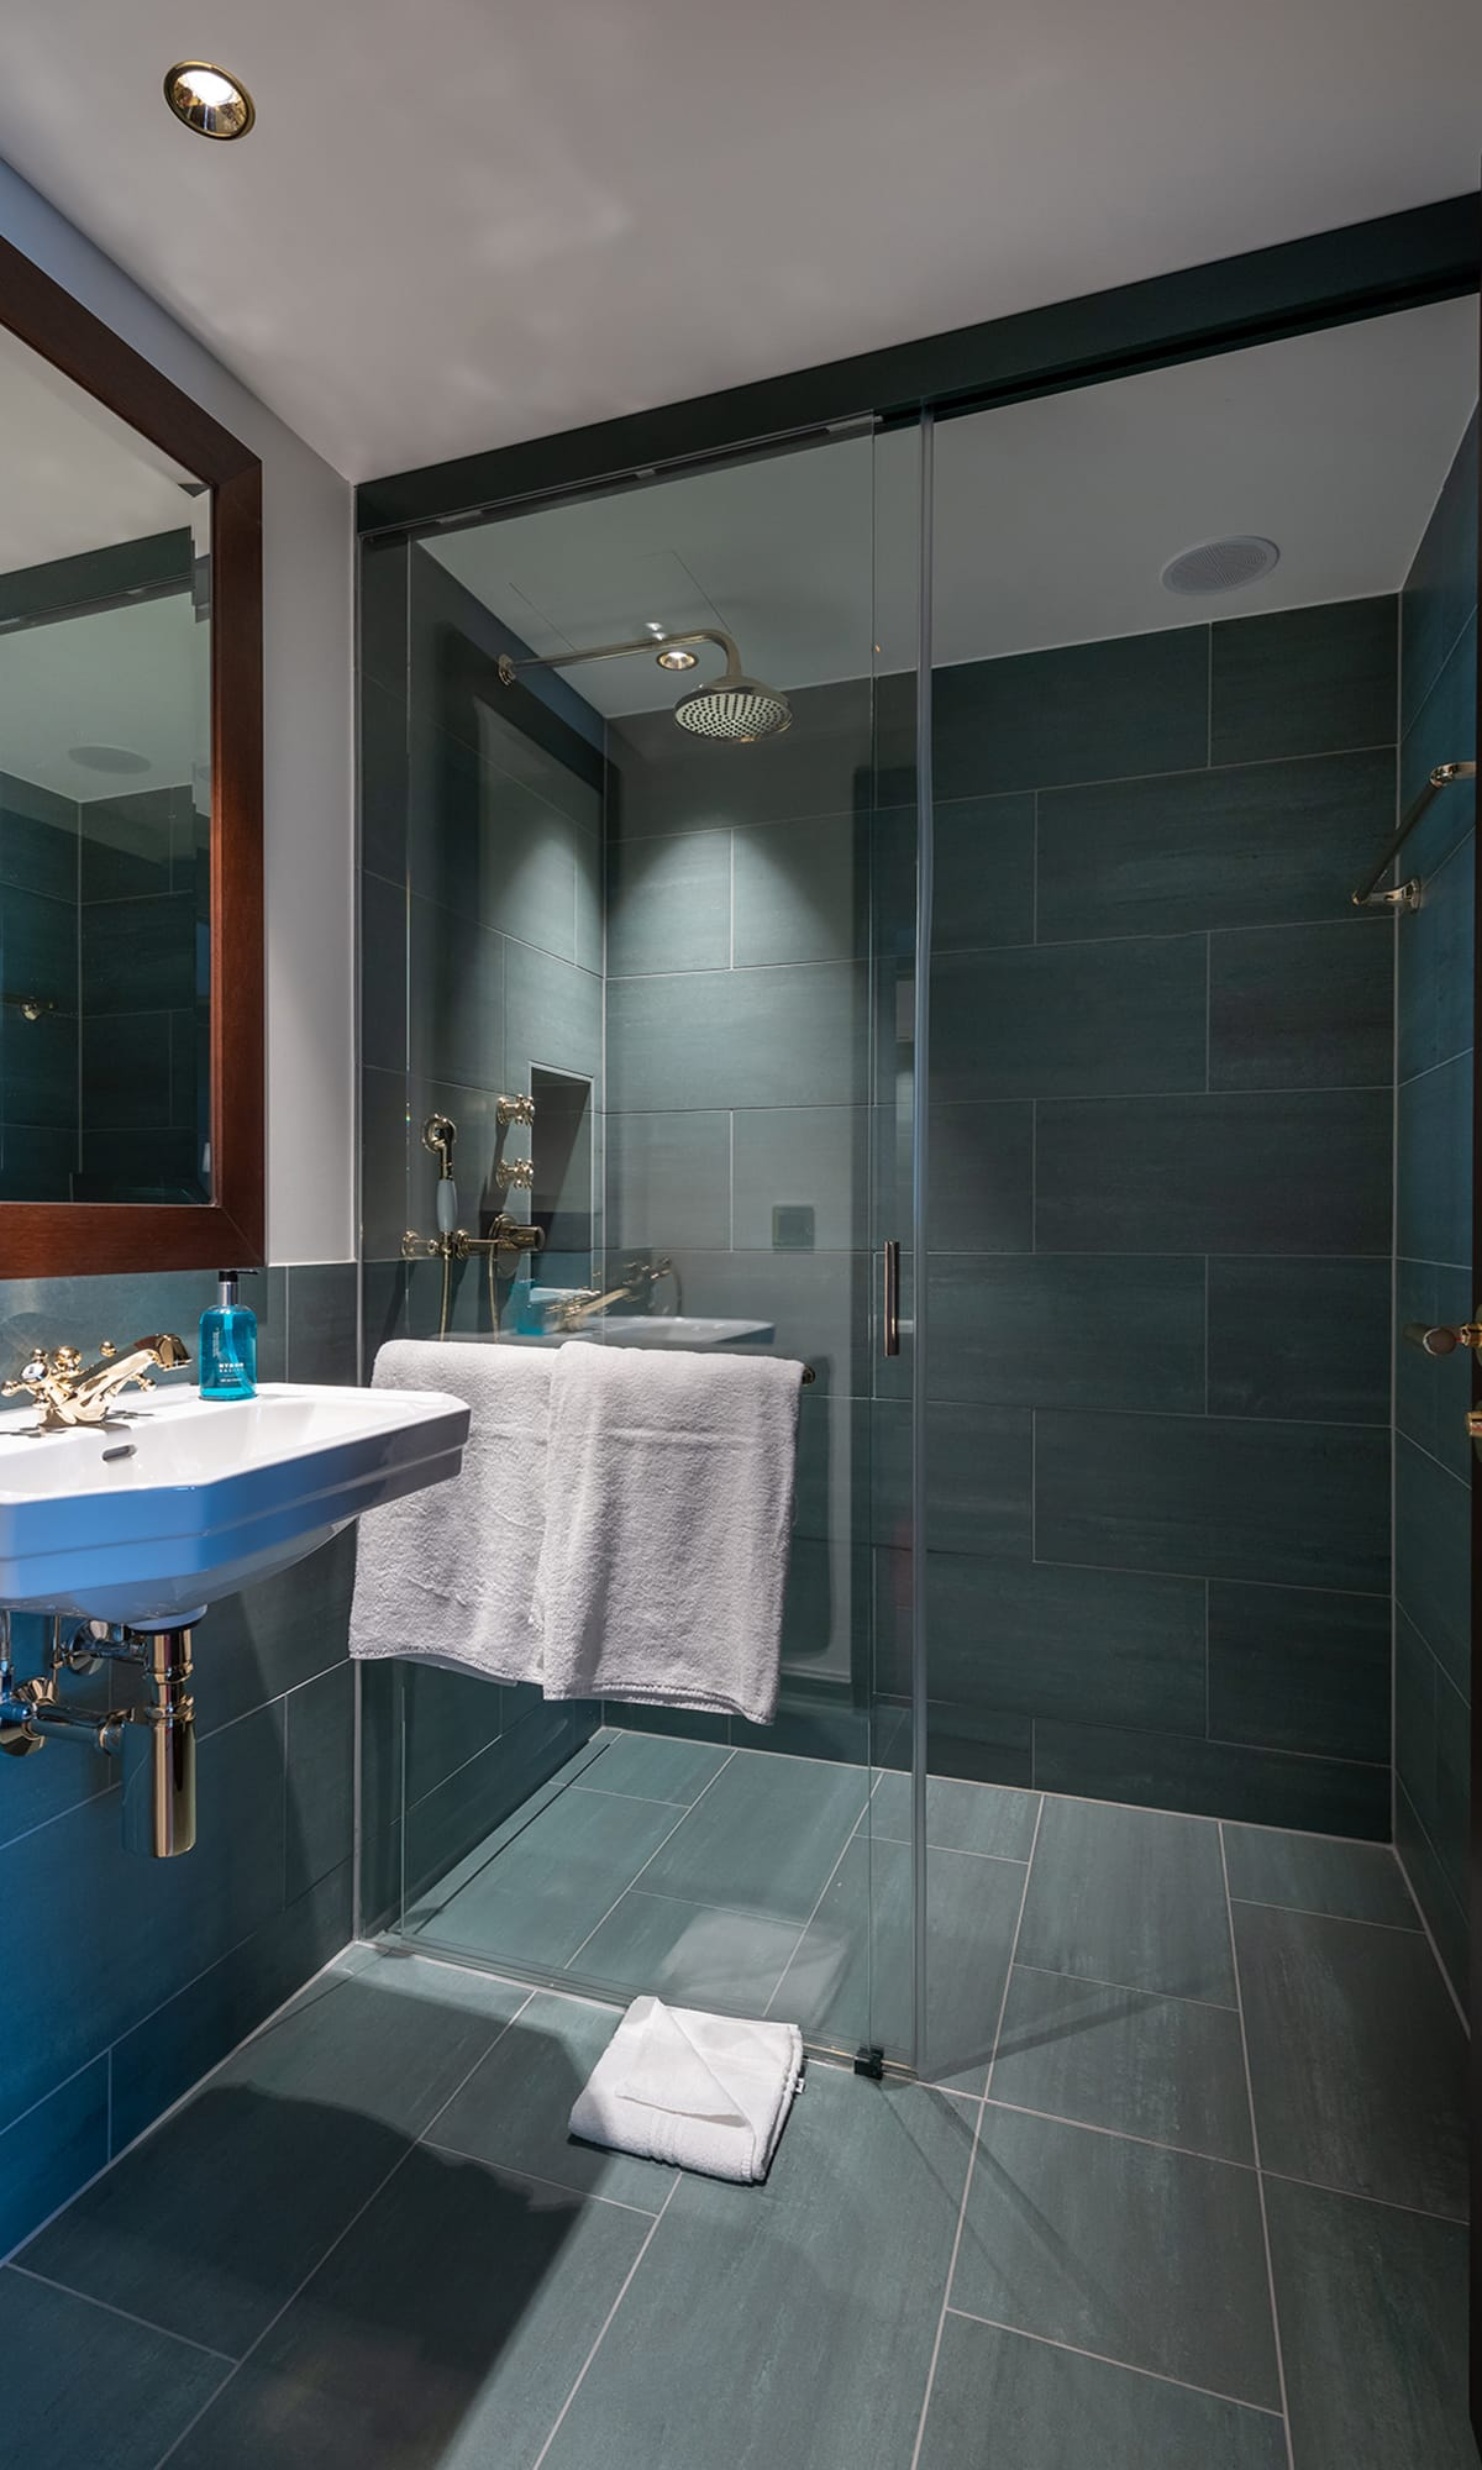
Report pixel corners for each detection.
[1160,536,1280,596]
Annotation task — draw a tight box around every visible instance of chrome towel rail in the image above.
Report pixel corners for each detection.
[1351,759,1475,911]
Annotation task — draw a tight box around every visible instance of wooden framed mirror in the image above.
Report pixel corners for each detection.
[0,233,262,1274]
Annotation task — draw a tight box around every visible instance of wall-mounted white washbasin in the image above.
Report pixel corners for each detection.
[0,1382,469,1626]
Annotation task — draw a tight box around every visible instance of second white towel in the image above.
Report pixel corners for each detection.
[570,1996,804,2183]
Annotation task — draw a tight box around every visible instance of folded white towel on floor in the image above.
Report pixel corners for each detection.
[532,1343,802,1725]
[570,1996,805,2183]
[349,1339,551,1685]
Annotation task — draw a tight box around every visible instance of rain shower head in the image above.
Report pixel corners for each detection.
[497,628,791,743]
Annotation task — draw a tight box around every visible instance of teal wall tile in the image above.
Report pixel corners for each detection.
[360,1066,409,1259]
[932,933,1207,1101]
[930,792,1036,952]
[927,1252,1206,1411]
[1400,610,1477,879]
[733,812,862,964]
[607,962,866,1110]
[605,1107,730,1248]
[915,1549,1209,1737]
[408,895,504,1089]
[0,770,78,901]
[1208,1580,1391,1762]
[606,829,730,975]
[1037,1089,1392,1254]
[1396,1052,1471,1266]
[1397,1777,1469,2006]
[609,673,873,839]
[284,1663,357,1903]
[732,1104,868,1250]
[79,1011,168,1130]
[1394,1435,1470,1693]
[1038,748,1395,940]
[359,674,407,883]
[79,889,196,1011]
[1398,829,1472,1084]
[1208,918,1392,1090]
[1036,1408,1389,1591]
[286,1262,359,1384]
[929,1101,1033,1250]
[0,2060,108,2254]
[359,869,406,1073]
[504,939,602,1084]
[1207,1256,1390,1423]
[1211,595,1397,765]
[933,625,1209,798]
[1034,1720,1390,1836]
[873,1399,1033,1559]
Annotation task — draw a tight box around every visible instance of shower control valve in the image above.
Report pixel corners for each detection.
[495,1157,533,1193]
[497,1093,536,1129]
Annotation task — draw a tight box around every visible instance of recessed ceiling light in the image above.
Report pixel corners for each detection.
[1161,536,1280,596]
[163,61,256,141]
[655,644,699,672]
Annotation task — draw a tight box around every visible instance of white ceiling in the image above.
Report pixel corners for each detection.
[427,299,1479,712]
[0,594,203,800]
[0,1,1477,481]
[0,321,197,571]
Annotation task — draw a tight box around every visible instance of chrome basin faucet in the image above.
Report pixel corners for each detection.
[2,1334,192,1430]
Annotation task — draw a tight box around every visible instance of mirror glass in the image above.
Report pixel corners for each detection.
[0,321,211,1205]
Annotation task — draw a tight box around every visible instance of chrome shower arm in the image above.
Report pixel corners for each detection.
[496,629,743,687]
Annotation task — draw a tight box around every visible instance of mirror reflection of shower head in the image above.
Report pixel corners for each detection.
[497,629,792,744]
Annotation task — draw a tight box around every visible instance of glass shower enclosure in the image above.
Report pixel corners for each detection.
[357,415,931,2072]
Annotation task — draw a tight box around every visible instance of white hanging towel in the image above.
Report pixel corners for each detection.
[570,1996,805,2183]
[532,1343,802,1725]
[349,1339,552,1685]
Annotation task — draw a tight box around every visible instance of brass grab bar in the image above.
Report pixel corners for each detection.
[1351,760,1475,911]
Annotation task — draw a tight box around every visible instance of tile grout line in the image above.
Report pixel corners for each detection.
[529,2175,683,2470]
[1004,1958,1237,2013]
[560,1750,739,1973]
[908,1793,1045,2470]
[1217,1821,1296,2470]
[762,1774,883,2021]
[146,1987,539,2470]
[976,2093,1255,2176]
[4,2262,239,2366]
[943,2306,1286,2419]
[418,2145,663,2219]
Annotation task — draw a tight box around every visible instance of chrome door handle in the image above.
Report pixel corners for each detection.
[881,1241,901,1359]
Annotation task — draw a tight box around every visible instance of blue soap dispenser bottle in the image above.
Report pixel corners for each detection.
[199,1270,258,1401]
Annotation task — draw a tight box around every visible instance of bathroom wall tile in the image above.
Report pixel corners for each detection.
[25,1958,528,2358]
[1038,748,1395,940]
[1396,1778,1470,2009]
[917,2316,1287,2470]
[932,934,1207,1101]
[1234,1902,1466,2217]
[80,1124,202,1198]
[5,884,77,1010]
[732,1671,872,1763]
[1211,594,1397,764]
[932,792,1037,951]
[1402,409,1478,719]
[1207,1580,1390,1764]
[0,1122,76,1200]
[466,758,583,964]
[1036,1408,1389,1592]
[286,1262,360,1384]
[662,1245,870,1383]
[601,1701,731,1749]
[1032,1720,1389,1838]
[1398,828,1473,1082]
[992,1964,1254,2162]
[79,1010,167,1129]
[924,1698,1035,1787]
[201,1530,357,1736]
[872,1398,1033,1559]
[408,894,504,1090]
[1016,1796,1234,2003]
[359,534,409,696]
[1207,1256,1390,1423]
[1394,1435,1471,1695]
[80,890,196,1011]
[400,1659,509,1812]
[604,1107,730,1249]
[607,960,866,1111]
[0,2059,109,2256]
[1036,1089,1392,1254]
[0,770,78,901]
[1267,2176,1473,2470]
[108,1862,355,2155]
[637,1749,865,1923]
[359,676,408,882]
[1400,610,1477,880]
[1397,1051,1472,1267]
[0,2269,231,2468]
[283,1663,356,1904]
[1394,1605,1439,1844]
[927,1252,1206,1411]
[1433,1663,1468,1914]
[7,1007,78,1136]
[574,821,602,974]
[1208,918,1392,1090]
[540,2071,971,2470]
[733,811,863,967]
[1223,1824,1417,1928]
[80,785,188,903]
[606,828,730,976]
[928,1101,1034,1250]
[933,626,1209,799]
[954,2105,1279,2405]
[733,1104,869,1249]
[608,673,874,840]
[359,868,406,1073]
[504,938,602,1083]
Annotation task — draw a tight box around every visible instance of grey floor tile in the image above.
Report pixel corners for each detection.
[21,1958,527,2358]
[164,2147,651,2470]
[1015,1798,1236,2004]
[1223,1823,1421,1929]
[1233,1904,1466,2218]
[992,1967,1253,2163]
[955,2106,1280,2407]
[637,1750,868,1923]
[0,2266,232,2468]
[871,1771,1041,1859]
[774,1836,1026,2090]
[540,2070,974,2470]
[572,1890,801,2015]
[580,1730,732,1806]
[1266,2176,1473,2470]
[421,1786,685,1966]
[919,2314,1287,2469]
[430,1989,674,2211]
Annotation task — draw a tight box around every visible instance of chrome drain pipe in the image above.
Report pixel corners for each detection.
[0,1614,198,1857]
